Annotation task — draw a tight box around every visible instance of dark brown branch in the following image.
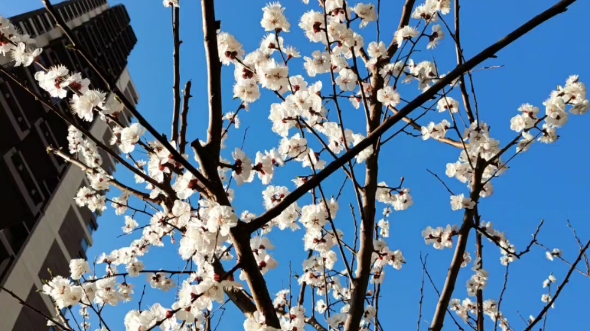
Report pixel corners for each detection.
[245,0,577,234]
[211,260,256,319]
[453,0,476,123]
[493,266,509,331]
[41,0,213,196]
[417,253,426,331]
[419,254,470,331]
[475,227,485,331]
[179,80,193,154]
[0,286,73,331]
[524,239,590,331]
[430,157,485,331]
[171,7,182,144]
[385,0,416,59]
[201,0,223,159]
[305,316,329,331]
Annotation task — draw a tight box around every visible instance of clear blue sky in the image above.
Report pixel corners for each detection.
[3,0,590,330]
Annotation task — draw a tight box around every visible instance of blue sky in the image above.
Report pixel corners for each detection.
[4,0,590,330]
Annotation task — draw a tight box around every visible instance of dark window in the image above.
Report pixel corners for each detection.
[0,81,29,132]
[97,148,114,174]
[0,162,32,231]
[0,97,20,155]
[33,16,45,35]
[66,6,75,20]
[44,110,70,161]
[127,82,139,104]
[39,120,65,167]
[13,286,51,331]
[81,237,89,251]
[20,128,59,198]
[11,152,43,205]
[9,67,45,125]
[3,222,29,255]
[58,207,87,258]
[81,0,90,13]
[0,240,14,281]
[38,240,69,280]
[47,48,60,66]
[41,13,52,30]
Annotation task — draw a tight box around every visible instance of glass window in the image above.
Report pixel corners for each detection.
[81,237,89,251]
[87,221,95,234]
[11,152,43,205]
[0,82,29,132]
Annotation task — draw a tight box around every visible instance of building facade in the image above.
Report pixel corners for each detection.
[0,1,139,330]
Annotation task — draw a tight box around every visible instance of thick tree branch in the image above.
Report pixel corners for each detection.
[306,316,329,331]
[245,0,577,234]
[430,158,485,331]
[201,0,223,159]
[475,229,485,331]
[385,0,416,59]
[453,0,476,123]
[345,38,384,331]
[171,7,182,144]
[179,80,193,154]
[211,260,256,318]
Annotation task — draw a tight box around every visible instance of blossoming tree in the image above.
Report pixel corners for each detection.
[1,0,588,330]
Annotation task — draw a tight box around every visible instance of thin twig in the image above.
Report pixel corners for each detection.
[524,239,590,331]
[179,80,192,154]
[0,286,73,331]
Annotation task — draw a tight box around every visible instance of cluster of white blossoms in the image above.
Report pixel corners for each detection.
[510,75,589,153]
[376,182,414,211]
[421,224,459,249]
[479,221,516,265]
[0,15,42,66]
[450,298,511,331]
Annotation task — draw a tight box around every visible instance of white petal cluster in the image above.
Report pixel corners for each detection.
[0,15,42,67]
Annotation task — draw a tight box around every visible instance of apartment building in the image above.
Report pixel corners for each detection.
[0,0,139,329]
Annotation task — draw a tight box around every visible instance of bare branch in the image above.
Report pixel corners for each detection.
[524,239,590,331]
[179,80,193,154]
[201,0,223,159]
[171,7,182,144]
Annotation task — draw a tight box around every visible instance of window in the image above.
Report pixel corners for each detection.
[33,16,45,35]
[38,240,69,280]
[11,152,43,206]
[0,81,29,132]
[81,237,89,251]
[41,13,52,30]
[4,222,29,255]
[13,286,52,331]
